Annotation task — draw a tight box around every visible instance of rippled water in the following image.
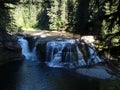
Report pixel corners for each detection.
[0,60,100,90]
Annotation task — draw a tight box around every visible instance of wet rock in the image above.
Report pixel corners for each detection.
[24,35,37,51]
[0,32,24,65]
[62,43,78,62]
[35,36,62,62]
[76,66,114,79]
[78,42,90,61]
[36,41,46,62]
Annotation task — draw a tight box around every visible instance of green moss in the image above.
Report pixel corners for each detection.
[100,80,120,90]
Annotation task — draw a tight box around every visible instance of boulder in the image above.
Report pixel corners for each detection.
[0,32,24,65]
[78,41,90,61]
[35,36,61,62]
[36,39,47,62]
[24,35,38,51]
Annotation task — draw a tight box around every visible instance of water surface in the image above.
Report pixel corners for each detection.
[0,60,99,90]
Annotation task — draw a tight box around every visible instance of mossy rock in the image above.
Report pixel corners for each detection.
[36,42,46,62]
[99,80,120,90]
[0,32,23,65]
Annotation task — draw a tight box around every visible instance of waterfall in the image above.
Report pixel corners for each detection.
[32,43,38,61]
[46,39,102,68]
[76,46,86,66]
[18,37,37,61]
[18,36,102,68]
[46,39,76,68]
[87,44,101,65]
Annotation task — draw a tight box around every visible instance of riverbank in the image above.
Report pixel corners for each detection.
[16,29,80,39]
[76,63,120,80]
[0,31,24,65]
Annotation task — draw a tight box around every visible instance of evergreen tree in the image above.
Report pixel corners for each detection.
[47,0,68,30]
[88,0,120,60]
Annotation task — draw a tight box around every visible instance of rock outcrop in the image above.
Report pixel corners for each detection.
[24,35,37,51]
[0,30,24,65]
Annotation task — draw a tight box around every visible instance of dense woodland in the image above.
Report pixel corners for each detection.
[0,0,120,61]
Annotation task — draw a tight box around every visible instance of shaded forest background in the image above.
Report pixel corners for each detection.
[0,0,120,60]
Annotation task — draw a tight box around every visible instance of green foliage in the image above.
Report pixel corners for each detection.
[0,8,10,30]
[0,0,48,32]
[88,0,120,60]
[0,0,119,60]
[5,0,69,31]
[100,80,120,90]
[36,0,49,30]
[100,0,120,47]
[0,0,20,32]
[47,0,68,30]
[66,0,77,32]
[72,0,90,34]
[13,3,39,29]
[0,0,120,37]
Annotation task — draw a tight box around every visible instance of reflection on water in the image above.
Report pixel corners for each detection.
[0,60,100,90]
[0,60,119,90]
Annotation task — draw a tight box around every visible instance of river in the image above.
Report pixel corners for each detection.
[0,36,117,90]
[0,60,99,90]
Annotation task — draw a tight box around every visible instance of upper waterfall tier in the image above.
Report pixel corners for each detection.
[18,36,102,68]
[18,37,37,61]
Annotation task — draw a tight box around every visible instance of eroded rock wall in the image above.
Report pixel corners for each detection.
[0,31,24,65]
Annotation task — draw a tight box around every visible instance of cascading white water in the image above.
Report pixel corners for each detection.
[76,46,86,66]
[18,37,31,60]
[18,36,102,68]
[32,43,38,61]
[46,39,76,68]
[46,39,102,68]
[87,44,101,65]
[18,37,37,61]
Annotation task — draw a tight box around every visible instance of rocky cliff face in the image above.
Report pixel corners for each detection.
[0,31,24,65]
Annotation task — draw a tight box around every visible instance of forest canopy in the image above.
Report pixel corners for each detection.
[0,0,120,60]
[0,0,119,33]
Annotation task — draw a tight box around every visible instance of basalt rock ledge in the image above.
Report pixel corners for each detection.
[0,31,24,65]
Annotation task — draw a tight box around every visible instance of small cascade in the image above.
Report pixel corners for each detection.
[18,37,37,61]
[87,44,101,65]
[46,39,75,68]
[32,43,38,61]
[18,37,31,60]
[46,39,102,68]
[76,46,86,66]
